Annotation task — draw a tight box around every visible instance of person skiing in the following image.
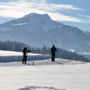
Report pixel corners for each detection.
[22,47,30,64]
[51,45,57,62]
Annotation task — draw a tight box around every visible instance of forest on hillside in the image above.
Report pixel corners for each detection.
[0,40,89,62]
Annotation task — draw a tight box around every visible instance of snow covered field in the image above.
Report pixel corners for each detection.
[0,59,90,90]
[0,50,50,62]
[0,50,90,90]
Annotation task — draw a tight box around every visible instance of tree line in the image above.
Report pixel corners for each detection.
[0,40,89,62]
[30,46,89,62]
[0,40,29,51]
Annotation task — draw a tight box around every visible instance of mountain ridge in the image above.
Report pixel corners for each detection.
[0,13,90,52]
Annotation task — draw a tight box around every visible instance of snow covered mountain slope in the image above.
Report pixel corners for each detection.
[0,13,90,52]
[0,50,50,62]
[0,50,44,56]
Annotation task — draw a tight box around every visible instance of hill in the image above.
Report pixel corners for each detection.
[0,13,90,52]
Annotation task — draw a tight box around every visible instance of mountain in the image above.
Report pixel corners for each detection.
[0,13,90,52]
[85,31,90,37]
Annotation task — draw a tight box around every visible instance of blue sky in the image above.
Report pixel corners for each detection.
[0,0,90,31]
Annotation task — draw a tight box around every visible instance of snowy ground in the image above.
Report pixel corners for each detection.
[0,50,90,90]
[0,50,43,56]
[0,58,90,90]
[0,50,50,62]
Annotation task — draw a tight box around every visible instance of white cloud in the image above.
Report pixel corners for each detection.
[88,20,90,23]
[79,15,90,23]
[48,13,82,22]
[20,0,47,3]
[0,0,83,22]
[79,15,90,19]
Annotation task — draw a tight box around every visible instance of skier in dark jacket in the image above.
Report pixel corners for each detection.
[22,47,31,64]
[51,45,57,62]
